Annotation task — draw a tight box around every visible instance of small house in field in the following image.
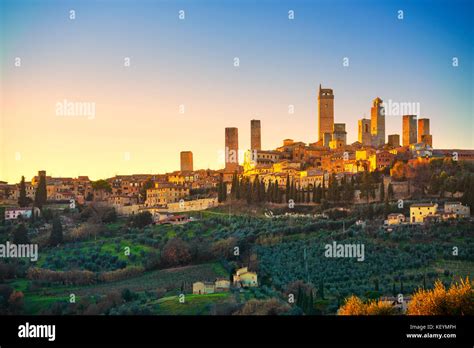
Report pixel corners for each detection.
[192,281,215,295]
[410,202,438,223]
[233,267,258,287]
[443,202,470,218]
[215,278,231,291]
[386,213,405,225]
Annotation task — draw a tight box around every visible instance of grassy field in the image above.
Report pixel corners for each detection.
[148,292,232,315]
[8,262,229,314]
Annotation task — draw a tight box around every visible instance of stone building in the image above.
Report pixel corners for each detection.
[358,118,371,146]
[387,134,400,147]
[403,115,417,146]
[410,202,438,223]
[331,123,347,147]
[318,84,334,142]
[233,267,258,287]
[250,119,261,151]
[180,151,193,172]
[225,127,239,172]
[145,183,190,206]
[370,97,385,147]
[417,118,430,144]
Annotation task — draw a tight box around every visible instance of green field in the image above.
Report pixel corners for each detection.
[148,292,232,315]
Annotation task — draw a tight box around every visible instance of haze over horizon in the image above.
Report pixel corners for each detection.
[1,0,472,183]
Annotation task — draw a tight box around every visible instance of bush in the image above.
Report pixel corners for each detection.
[98,266,144,282]
[408,278,474,315]
[338,296,399,315]
[129,212,153,229]
[233,298,291,315]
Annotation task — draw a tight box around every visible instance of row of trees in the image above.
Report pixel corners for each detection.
[11,215,63,246]
[18,175,46,209]
[218,172,391,205]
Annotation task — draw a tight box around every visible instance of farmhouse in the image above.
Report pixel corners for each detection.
[192,278,231,294]
[410,203,438,223]
[233,267,258,287]
[192,281,215,295]
[215,278,231,291]
[444,202,470,218]
[386,213,406,225]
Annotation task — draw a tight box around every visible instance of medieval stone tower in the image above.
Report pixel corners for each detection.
[225,127,239,172]
[318,84,334,142]
[180,151,193,172]
[250,119,261,151]
[403,115,417,146]
[417,118,432,146]
[358,118,371,146]
[370,97,385,147]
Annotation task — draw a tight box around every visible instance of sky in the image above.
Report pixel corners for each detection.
[1,0,473,183]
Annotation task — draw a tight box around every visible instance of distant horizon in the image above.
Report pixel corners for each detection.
[1,0,472,183]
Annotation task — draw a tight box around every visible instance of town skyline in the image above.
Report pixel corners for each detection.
[1,0,472,183]
[1,86,470,184]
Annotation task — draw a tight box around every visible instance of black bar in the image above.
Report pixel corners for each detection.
[0,315,472,346]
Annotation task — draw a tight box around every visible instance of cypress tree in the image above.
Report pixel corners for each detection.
[315,184,322,203]
[267,182,272,202]
[308,290,314,315]
[321,176,326,199]
[231,172,237,198]
[319,279,325,299]
[388,183,394,200]
[13,224,29,244]
[273,180,279,202]
[260,179,265,202]
[246,179,252,204]
[380,182,385,202]
[50,216,63,245]
[296,285,302,308]
[235,176,241,200]
[18,176,29,207]
[34,174,47,209]
[222,181,227,202]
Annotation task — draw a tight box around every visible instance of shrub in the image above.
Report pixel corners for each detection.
[338,296,398,315]
[408,278,474,315]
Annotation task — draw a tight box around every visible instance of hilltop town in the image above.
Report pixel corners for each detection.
[0,85,473,316]
[2,85,473,224]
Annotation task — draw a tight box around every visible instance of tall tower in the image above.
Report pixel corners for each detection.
[417,118,430,143]
[358,118,371,146]
[318,84,334,141]
[250,119,261,151]
[225,127,239,172]
[180,151,193,172]
[370,97,385,147]
[403,115,417,146]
